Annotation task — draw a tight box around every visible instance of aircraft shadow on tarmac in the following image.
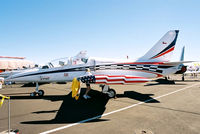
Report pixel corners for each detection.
[174,80,200,82]
[145,83,187,86]
[144,79,187,86]
[116,91,160,103]
[20,88,110,124]
[10,89,160,124]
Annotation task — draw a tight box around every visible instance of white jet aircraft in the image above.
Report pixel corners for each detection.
[6,30,183,98]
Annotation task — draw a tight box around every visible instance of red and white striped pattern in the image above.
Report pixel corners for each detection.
[95,75,150,85]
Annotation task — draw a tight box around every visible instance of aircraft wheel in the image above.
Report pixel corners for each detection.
[107,89,116,98]
[38,90,44,96]
[30,92,37,96]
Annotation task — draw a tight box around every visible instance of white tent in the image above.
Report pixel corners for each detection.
[0,59,35,70]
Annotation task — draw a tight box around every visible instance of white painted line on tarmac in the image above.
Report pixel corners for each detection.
[40,83,200,134]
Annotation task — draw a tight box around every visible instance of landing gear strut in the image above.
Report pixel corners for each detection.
[30,82,45,97]
[100,85,116,98]
[182,74,185,81]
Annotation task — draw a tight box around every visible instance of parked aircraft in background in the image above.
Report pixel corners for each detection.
[6,30,184,98]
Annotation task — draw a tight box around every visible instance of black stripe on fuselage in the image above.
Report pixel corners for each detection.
[12,67,87,79]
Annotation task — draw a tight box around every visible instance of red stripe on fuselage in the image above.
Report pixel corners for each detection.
[95,81,149,84]
[96,78,147,82]
[95,75,146,79]
[95,70,163,78]
[95,75,149,84]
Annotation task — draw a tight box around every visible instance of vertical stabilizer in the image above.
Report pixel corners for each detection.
[180,46,185,61]
[137,30,179,62]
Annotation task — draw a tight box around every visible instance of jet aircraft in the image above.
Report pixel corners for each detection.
[174,46,200,81]
[6,30,183,98]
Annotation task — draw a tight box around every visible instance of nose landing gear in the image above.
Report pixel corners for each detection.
[30,82,45,97]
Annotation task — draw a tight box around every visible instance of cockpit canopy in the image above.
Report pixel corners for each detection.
[44,51,89,69]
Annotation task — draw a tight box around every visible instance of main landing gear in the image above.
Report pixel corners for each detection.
[100,85,116,98]
[182,74,185,81]
[30,82,45,97]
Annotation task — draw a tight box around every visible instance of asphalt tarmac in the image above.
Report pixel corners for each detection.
[0,75,200,134]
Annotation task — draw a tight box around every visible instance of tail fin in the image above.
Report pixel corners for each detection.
[137,30,179,62]
[180,46,185,61]
[177,46,185,72]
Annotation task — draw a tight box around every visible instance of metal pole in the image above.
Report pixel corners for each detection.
[8,99,10,134]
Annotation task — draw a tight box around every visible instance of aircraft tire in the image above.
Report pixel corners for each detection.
[107,89,116,98]
[38,90,44,96]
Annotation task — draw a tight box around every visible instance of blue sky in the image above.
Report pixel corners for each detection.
[0,0,199,64]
